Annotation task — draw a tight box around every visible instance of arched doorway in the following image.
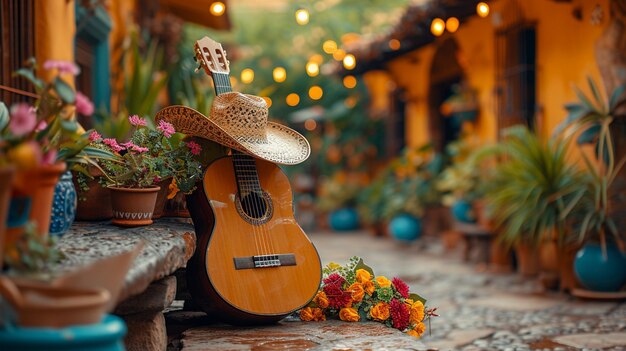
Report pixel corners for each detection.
[428,38,465,152]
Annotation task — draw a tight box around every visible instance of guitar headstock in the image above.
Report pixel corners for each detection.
[194,36,230,77]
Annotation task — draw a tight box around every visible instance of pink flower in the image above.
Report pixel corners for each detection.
[88,130,102,142]
[157,120,176,138]
[132,145,149,153]
[392,277,410,299]
[103,138,124,152]
[121,141,136,149]
[9,103,37,136]
[43,60,80,75]
[128,115,147,127]
[42,150,58,165]
[75,92,94,115]
[186,141,202,155]
[35,120,47,132]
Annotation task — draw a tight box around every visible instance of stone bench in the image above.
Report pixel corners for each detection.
[56,219,196,351]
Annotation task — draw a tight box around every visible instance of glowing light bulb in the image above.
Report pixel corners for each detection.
[240,68,254,84]
[295,9,309,25]
[477,2,490,17]
[322,40,337,54]
[286,93,300,106]
[273,67,286,83]
[309,86,323,100]
[343,75,357,89]
[431,18,445,37]
[210,2,225,16]
[446,17,459,33]
[306,62,319,77]
[343,54,356,70]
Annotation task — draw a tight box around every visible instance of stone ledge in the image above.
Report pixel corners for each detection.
[55,219,196,303]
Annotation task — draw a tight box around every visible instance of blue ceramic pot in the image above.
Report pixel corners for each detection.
[451,199,476,223]
[574,243,626,292]
[49,171,77,237]
[0,314,126,351]
[388,214,422,241]
[328,208,359,231]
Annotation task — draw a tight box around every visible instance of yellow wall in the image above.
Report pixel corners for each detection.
[375,0,609,146]
[35,0,76,85]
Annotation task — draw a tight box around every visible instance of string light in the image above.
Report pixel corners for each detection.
[388,39,401,50]
[241,68,254,84]
[431,18,445,36]
[304,119,317,131]
[306,62,319,77]
[477,2,490,17]
[286,93,300,106]
[295,9,309,25]
[343,75,357,89]
[273,67,286,83]
[210,2,225,16]
[322,40,337,54]
[343,54,356,70]
[446,17,459,33]
[309,86,323,100]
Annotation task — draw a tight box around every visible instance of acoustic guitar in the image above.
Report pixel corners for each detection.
[181,37,322,324]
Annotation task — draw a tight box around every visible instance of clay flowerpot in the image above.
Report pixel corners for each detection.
[0,166,16,270]
[153,178,173,219]
[6,162,66,245]
[108,186,160,227]
[514,243,540,277]
[75,177,113,221]
[0,276,110,328]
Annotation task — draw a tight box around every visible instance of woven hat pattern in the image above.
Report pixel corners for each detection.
[155,92,310,165]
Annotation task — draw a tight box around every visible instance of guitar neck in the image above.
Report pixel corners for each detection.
[212,72,233,96]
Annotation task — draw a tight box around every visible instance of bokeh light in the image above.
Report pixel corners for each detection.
[210,2,225,16]
[273,67,287,83]
[477,2,490,17]
[323,40,338,54]
[295,9,309,25]
[343,54,356,70]
[343,75,357,89]
[304,119,317,131]
[388,39,401,50]
[309,86,323,100]
[306,62,320,77]
[446,17,459,33]
[240,68,254,84]
[286,93,300,106]
[431,18,445,36]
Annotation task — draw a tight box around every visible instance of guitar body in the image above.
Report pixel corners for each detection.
[186,156,322,324]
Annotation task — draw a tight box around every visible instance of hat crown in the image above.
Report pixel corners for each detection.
[211,92,268,141]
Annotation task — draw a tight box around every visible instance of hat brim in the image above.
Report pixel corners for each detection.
[155,105,310,165]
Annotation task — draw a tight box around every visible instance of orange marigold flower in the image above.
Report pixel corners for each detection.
[370,302,390,321]
[339,307,360,322]
[312,307,326,321]
[363,280,375,295]
[300,307,315,321]
[355,269,372,283]
[348,282,365,302]
[409,300,425,324]
[167,178,179,199]
[375,276,391,288]
[314,291,329,309]
[407,321,426,338]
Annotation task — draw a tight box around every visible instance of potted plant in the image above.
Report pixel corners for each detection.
[440,82,479,127]
[317,172,362,232]
[484,126,585,278]
[357,169,393,237]
[559,78,626,292]
[90,115,202,227]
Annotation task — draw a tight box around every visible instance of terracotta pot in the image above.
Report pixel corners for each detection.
[153,178,173,219]
[108,186,160,227]
[0,166,16,270]
[0,276,110,328]
[489,240,512,272]
[75,178,113,221]
[515,243,540,277]
[558,244,580,292]
[6,162,66,244]
[539,240,560,290]
[473,199,496,230]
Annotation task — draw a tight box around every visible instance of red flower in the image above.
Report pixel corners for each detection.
[390,299,410,331]
[186,141,202,155]
[323,284,352,309]
[323,273,346,288]
[392,277,410,299]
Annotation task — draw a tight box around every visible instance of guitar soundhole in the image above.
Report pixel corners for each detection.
[236,191,273,225]
[240,192,267,219]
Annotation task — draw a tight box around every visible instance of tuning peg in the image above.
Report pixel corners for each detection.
[194,65,203,73]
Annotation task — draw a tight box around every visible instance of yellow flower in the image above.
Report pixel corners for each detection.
[326,262,341,270]
[409,300,425,324]
[407,322,426,338]
[300,307,315,321]
[375,276,391,288]
[370,302,390,321]
[314,291,329,309]
[363,280,375,295]
[348,282,364,302]
[339,307,360,322]
[355,269,372,283]
[167,178,179,199]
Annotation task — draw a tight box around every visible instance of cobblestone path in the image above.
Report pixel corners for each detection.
[167,231,626,351]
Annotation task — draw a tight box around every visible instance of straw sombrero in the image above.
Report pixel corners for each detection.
[155,92,310,165]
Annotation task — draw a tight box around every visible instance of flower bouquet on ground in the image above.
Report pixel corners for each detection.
[85,115,203,226]
[299,257,437,339]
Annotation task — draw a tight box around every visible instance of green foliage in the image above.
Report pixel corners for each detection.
[436,137,483,205]
[357,169,393,225]
[5,222,65,274]
[316,173,361,212]
[485,126,585,248]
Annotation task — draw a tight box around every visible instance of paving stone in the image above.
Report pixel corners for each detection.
[465,293,564,311]
[115,276,177,315]
[552,332,626,349]
[426,328,494,350]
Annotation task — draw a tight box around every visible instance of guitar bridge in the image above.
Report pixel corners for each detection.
[233,254,296,270]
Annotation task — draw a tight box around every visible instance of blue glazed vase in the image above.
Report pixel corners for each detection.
[328,208,359,231]
[49,171,77,237]
[388,214,422,241]
[574,243,626,292]
[451,199,476,223]
[0,314,126,351]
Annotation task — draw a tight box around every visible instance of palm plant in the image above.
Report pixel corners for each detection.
[485,125,585,248]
